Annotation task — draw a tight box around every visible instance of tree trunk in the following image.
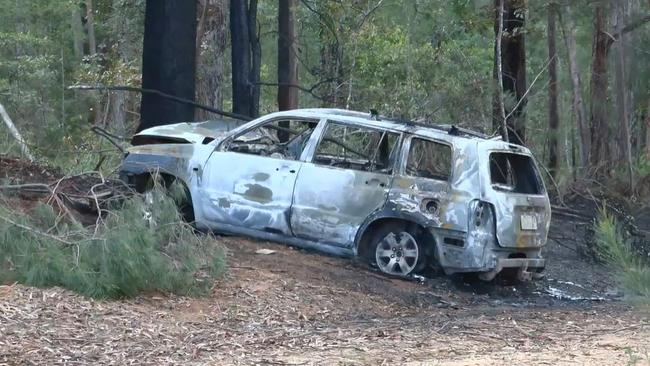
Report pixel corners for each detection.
[493,0,526,145]
[613,0,633,189]
[317,3,344,107]
[230,0,258,118]
[644,98,650,159]
[589,4,610,170]
[493,0,508,141]
[278,0,299,111]
[196,0,228,120]
[138,0,197,132]
[558,5,589,167]
[547,1,560,177]
[85,0,97,55]
[71,5,85,59]
[248,0,260,118]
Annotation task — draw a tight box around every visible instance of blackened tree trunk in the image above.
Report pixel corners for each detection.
[230,0,259,118]
[278,0,299,111]
[248,0,260,118]
[589,4,610,170]
[547,1,560,177]
[230,0,250,117]
[492,0,527,145]
[138,0,197,132]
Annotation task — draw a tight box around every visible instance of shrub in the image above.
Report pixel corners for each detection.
[594,207,650,300]
[0,188,225,299]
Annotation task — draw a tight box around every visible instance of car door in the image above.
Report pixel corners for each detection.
[290,120,401,246]
[199,117,319,235]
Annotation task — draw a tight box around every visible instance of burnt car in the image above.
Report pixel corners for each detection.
[120,109,551,281]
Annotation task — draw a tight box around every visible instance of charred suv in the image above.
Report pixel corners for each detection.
[120,109,551,281]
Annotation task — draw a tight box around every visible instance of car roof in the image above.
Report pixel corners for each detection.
[266,108,493,141]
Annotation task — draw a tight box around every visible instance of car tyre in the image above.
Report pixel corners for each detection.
[369,223,427,277]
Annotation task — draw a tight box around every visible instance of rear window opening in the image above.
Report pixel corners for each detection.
[489,152,543,194]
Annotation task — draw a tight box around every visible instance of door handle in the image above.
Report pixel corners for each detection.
[365,178,386,187]
[276,166,296,174]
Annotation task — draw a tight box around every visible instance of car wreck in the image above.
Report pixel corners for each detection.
[120,109,551,281]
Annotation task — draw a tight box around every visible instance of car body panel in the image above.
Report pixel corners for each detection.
[291,162,391,246]
[199,152,301,235]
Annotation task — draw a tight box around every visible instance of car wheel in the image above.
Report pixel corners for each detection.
[371,223,426,277]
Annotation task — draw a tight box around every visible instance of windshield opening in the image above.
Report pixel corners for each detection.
[489,152,543,194]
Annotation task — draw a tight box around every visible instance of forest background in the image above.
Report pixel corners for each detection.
[0,0,649,195]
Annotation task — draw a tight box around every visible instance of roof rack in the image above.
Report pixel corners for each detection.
[384,117,489,139]
[300,108,490,140]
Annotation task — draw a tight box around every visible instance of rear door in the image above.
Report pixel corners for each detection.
[290,120,400,246]
[199,117,319,235]
[479,147,551,248]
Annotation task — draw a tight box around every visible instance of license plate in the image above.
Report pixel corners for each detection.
[520,214,538,231]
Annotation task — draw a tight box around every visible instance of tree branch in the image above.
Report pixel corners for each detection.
[67,85,253,121]
[256,80,332,101]
[606,13,650,48]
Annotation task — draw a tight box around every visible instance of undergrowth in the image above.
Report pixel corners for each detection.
[595,207,650,302]
[0,187,225,299]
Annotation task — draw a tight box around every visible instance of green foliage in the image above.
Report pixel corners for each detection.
[0,189,226,299]
[594,208,650,301]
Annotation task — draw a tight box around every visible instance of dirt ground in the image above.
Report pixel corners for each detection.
[1,231,648,365]
[1,155,649,365]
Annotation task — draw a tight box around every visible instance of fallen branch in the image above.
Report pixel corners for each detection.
[0,103,35,162]
[0,213,74,246]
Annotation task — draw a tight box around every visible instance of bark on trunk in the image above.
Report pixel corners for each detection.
[85,0,97,55]
[547,1,560,177]
[644,98,650,159]
[589,5,610,170]
[196,0,228,120]
[493,0,526,145]
[71,5,85,59]
[138,0,197,132]
[494,0,508,141]
[613,0,633,189]
[317,3,344,107]
[230,0,258,118]
[278,0,299,111]
[559,5,589,167]
[248,0,260,118]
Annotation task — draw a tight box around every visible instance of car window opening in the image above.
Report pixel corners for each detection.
[314,122,398,174]
[226,119,318,160]
[406,138,452,181]
[489,152,542,194]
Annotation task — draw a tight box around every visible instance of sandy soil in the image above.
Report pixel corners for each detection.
[1,155,649,365]
[1,233,648,365]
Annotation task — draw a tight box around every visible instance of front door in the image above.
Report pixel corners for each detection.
[290,121,401,246]
[200,118,319,235]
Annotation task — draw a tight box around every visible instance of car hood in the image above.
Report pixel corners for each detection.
[134,119,245,144]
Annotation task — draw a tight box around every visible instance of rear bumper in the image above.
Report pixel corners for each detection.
[477,258,545,281]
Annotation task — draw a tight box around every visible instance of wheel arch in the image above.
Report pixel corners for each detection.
[127,170,195,223]
[355,212,438,261]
